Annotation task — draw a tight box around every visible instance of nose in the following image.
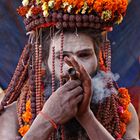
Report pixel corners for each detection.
[72,55,78,62]
[63,55,79,74]
[63,63,70,75]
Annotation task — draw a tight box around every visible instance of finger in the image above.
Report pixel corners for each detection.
[80,65,91,82]
[60,73,69,79]
[64,57,73,67]
[74,94,83,105]
[60,73,69,84]
[63,80,81,92]
[68,86,83,98]
[69,57,81,72]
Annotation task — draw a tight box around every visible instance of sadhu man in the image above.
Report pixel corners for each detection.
[0,0,139,139]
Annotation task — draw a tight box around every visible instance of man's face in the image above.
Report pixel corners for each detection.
[48,33,98,79]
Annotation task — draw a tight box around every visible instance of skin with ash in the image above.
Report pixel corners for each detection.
[48,33,98,78]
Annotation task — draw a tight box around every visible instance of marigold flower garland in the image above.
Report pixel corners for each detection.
[117,87,132,137]
[18,100,32,136]
[17,0,128,23]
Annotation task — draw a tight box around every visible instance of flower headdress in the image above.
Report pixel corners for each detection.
[17,0,128,31]
[0,0,131,140]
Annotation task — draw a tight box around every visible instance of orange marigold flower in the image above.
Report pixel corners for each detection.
[87,0,95,6]
[93,0,102,13]
[75,0,84,9]
[103,0,114,11]
[118,88,130,99]
[120,110,132,124]
[54,0,62,10]
[119,98,129,110]
[18,125,30,136]
[118,0,128,14]
[22,111,32,123]
[99,50,107,72]
[26,100,31,112]
[41,0,49,2]
[119,122,126,136]
[17,6,29,16]
[31,7,42,15]
[118,88,130,110]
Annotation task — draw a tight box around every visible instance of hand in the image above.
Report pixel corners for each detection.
[64,56,92,116]
[41,79,83,125]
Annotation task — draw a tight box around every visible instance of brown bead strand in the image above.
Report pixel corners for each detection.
[103,97,114,133]
[102,97,111,126]
[35,42,40,114]
[110,94,121,138]
[17,82,29,128]
[17,98,24,128]
[35,42,42,115]
[39,44,43,108]
[59,30,65,140]
[96,95,120,138]
[101,100,109,126]
[59,30,64,87]
[52,46,56,93]
[7,58,30,105]
[29,46,37,122]
[24,12,108,32]
[104,35,114,91]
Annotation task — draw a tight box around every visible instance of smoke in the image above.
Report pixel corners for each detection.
[91,71,120,103]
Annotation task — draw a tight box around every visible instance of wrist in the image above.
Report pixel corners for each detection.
[76,108,94,125]
[41,106,60,125]
[39,111,58,129]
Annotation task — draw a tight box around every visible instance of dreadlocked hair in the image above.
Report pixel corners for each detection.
[0,44,31,111]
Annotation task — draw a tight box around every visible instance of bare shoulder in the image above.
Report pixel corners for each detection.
[0,101,18,140]
[123,103,139,139]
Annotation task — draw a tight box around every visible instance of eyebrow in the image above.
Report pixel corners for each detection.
[55,51,73,56]
[55,48,93,56]
[76,48,93,55]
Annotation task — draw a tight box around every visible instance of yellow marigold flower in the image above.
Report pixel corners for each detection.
[48,0,55,8]
[42,2,48,11]
[43,10,49,17]
[36,0,41,5]
[67,5,73,13]
[116,14,123,24]
[81,2,89,14]
[101,10,112,21]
